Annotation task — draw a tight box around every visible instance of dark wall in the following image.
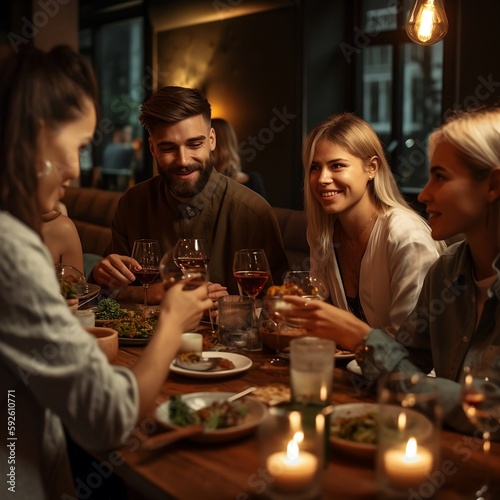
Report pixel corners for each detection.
[156,7,303,208]
[443,0,500,114]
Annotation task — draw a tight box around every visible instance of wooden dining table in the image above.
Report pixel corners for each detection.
[99,344,500,500]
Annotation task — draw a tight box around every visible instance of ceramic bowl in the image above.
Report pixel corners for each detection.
[85,327,118,363]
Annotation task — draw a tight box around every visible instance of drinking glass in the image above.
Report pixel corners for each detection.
[461,347,500,499]
[265,271,326,367]
[130,239,160,308]
[233,249,270,299]
[283,271,328,300]
[172,238,215,333]
[173,238,210,271]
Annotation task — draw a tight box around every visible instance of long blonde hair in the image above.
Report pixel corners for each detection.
[303,113,421,267]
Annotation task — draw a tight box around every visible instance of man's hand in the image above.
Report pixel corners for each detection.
[93,254,137,289]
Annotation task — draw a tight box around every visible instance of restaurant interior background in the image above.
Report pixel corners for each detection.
[2,0,500,210]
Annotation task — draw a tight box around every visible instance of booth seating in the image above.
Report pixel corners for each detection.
[62,187,310,275]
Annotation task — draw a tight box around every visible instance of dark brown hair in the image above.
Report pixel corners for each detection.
[0,44,98,234]
[139,86,211,134]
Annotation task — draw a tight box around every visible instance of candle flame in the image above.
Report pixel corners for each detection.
[286,439,299,462]
[405,437,417,458]
[293,431,304,443]
[397,412,407,431]
[289,411,302,434]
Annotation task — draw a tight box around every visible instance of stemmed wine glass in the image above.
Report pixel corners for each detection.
[172,238,215,332]
[283,270,328,300]
[233,249,270,299]
[266,271,326,366]
[461,348,500,499]
[173,238,210,272]
[130,239,161,308]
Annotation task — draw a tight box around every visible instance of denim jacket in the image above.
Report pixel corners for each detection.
[361,241,500,435]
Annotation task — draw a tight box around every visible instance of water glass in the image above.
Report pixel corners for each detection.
[217,295,261,351]
[289,337,336,406]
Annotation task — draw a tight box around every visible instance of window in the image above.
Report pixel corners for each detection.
[358,0,443,193]
[79,10,145,190]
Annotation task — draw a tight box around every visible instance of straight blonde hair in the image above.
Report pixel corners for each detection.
[303,113,424,267]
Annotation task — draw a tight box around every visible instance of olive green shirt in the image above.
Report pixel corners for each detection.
[361,242,500,435]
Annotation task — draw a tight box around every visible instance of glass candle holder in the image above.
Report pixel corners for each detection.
[376,372,441,499]
[259,404,331,500]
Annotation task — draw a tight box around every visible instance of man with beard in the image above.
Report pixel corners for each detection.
[92,86,289,303]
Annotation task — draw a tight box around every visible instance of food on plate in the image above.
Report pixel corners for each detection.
[176,352,236,370]
[266,283,307,297]
[251,384,291,406]
[94,298,130,320]
[168,395,248,430]
[104,311,158,339]
[60,277,78,299]
[330,410,378,444]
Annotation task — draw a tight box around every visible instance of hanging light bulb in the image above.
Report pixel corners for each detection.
[406,0,448,46]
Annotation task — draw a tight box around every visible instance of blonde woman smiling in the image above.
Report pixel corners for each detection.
[304,113,444,338]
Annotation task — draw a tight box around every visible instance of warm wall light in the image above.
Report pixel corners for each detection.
[406,0,448,46]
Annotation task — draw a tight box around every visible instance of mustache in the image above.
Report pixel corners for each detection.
[171,164,201,175]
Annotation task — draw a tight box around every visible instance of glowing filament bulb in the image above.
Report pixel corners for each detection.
[406,0,448,46]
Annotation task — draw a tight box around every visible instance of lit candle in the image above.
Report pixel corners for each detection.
[384,437,433,488]
[266,438,318,493]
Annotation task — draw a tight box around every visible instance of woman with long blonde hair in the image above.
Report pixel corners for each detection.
[303,113,444,337]
[283,106,500,435]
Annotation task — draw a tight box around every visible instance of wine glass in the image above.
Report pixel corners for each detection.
[265,271,326,367]
[233,249,270,299]
[461,348,500,499]
[130,239,161,308]
[173,238,210,271]
[160,250,209,291]
[172,238,215,333]
[283,270,328,300]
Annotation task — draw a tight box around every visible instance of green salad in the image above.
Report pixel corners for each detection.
[94,298,129,320]
[168,395,248,430]
[330,411,378,444]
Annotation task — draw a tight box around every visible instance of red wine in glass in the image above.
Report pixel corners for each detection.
[130,239,161,308]
[133,268,160,286]
[234,270,269,298]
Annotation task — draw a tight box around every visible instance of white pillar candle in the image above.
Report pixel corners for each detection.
[384,437,433,488]
[266,439,318,493]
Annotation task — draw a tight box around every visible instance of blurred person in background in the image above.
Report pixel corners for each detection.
[212,117,267,198]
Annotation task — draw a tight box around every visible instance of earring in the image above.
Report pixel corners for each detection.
[37,160,52,178]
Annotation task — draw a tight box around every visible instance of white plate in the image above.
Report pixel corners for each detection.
[335,350,355,360]
[154,391,267,443]
[169,352,252,378]
[346,359,363,375]
[329,402,378,459]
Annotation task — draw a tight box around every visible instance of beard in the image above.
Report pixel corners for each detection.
[158,155,214,200]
